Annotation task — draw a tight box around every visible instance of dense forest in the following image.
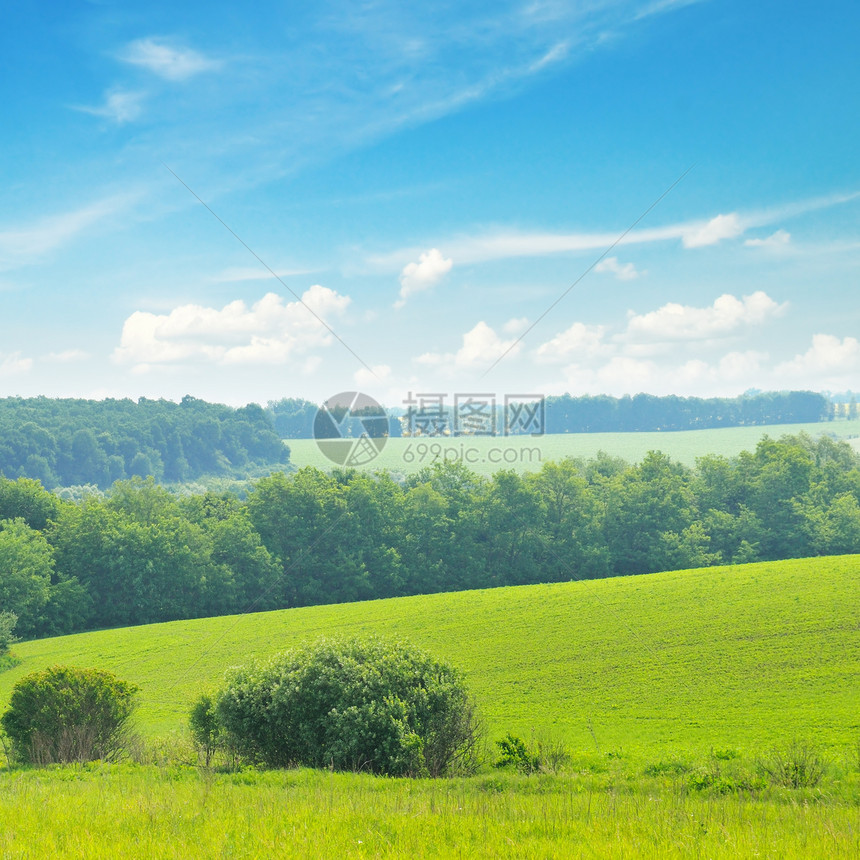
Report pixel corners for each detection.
[542,390,829,432]
[0,396,289,489]
[2,433,859,642]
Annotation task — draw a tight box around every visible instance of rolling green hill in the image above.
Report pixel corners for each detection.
[2,555,858,756]
[285,418,860,474]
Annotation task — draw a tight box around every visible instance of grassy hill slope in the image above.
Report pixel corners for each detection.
[286,418,860,474]
[2,556,858,755]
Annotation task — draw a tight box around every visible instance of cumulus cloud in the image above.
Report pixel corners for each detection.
[625,291,785,342]
[594,256,641,280]
[503,317,529,334]
[415,321,519,371]
[113,286,350,370]
[744,229,791,249]
[0,352,33,376]
[535,322,608,363]
[73,88,145,123]
[395,248,453,308]
[681,213,744,248]
[119,38,221,81]
[777,334,860,375]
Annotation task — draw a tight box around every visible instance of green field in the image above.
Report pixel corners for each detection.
[285,419,860,475]
[3,556,859,857]
[3,555,858,754]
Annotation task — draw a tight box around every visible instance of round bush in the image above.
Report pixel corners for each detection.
[0,665,138,764]
[215,637,480,776]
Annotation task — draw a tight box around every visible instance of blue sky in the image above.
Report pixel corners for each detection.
[1,0,858,408]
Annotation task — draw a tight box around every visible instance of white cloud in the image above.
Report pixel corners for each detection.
[0,352,33,376]
[536,322,608,363]
[744,229,791,249]
[367,191,858,271]
[530,40,570,71]
[119,38,221,81]
[625,291,785,341]
[716,350,768,380]
[777,334,860,376]
[73,89,145,123]
[395,248,453,307]
[0,196,133,270]
[502,317,530,334]
[594,256,641,280]
[415,321,519,371]
[113,286,350,369]
[681,213,743,248]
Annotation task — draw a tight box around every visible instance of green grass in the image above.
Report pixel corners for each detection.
[3,557,859,857]
[1,764,858,858]
[3,556,858,757]
[285,419,860,475]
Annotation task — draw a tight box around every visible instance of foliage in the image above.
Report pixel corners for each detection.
[1,429,860,637]
[0,665,138,764]
[0,395,288,489]
[215,637,481,776]
[757,739,827,788]
[189,694,222,767]
[0,518,53,638]
[493,732,569,774]
[0,612,17,655]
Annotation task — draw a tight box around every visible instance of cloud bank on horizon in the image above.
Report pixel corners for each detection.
[0,0,858,407]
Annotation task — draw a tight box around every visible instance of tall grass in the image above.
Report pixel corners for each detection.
[0,763,857,858]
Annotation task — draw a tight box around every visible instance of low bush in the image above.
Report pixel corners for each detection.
[214,636,481,777]
[758,739,827,788]
[494,732,570,774]
[0,665,138,764]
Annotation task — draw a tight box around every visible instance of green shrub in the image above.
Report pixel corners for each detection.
[214,636,481,777]
[643,759,691,777]
[0,665,138,764]
[758,739,827,788]
[494,732,569,774]
[495,734,539,773]
[189,694,223,767]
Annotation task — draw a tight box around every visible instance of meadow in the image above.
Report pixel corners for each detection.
[1,764,858,858]
[284,419,860,475]
[2,555,859,857]
[2,555,858,754]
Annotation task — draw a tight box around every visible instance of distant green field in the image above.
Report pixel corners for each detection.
[3,555,858,756]
[285,419,860,475]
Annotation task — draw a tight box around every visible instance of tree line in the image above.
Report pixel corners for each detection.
[269,391,831,439]
[2,432,859,642]
[0,395,289,489]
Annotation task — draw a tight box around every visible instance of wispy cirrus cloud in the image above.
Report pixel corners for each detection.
[0,195,137,271]
[72,88,145,123]
[367,189,859,271]
[119,38,222,81]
